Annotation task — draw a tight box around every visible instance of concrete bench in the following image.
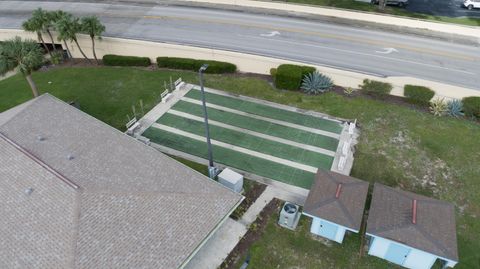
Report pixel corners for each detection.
[338,156,347,170]
[342,141,350,156]
[348,120,356,135]
[136,136,151,146]
[126,118,140,136]
[174,77,186,91]
[161,89,173,103]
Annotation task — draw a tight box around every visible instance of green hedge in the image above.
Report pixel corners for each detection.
[462,96,480,119]
[156,57,236,73]
[404,85,435,105]
[102,54,151,66]
[275,64,315,91]
[360,79,392,97]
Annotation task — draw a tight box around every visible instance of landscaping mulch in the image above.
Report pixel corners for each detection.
[221,198,282,269]
[230,181,267,220]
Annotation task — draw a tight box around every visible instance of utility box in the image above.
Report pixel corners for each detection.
[278,202,301,230]
[218,168,243,193]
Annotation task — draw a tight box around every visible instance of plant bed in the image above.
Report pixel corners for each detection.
[220,198,282,269]
[230,180,267,220]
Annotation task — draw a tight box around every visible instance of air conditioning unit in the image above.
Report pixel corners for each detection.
[278,202,301,230]
[218,168,243,193]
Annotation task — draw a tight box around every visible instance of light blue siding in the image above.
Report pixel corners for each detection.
[367,235,458,269]
[318,220,338,241]
[385,242,410,266]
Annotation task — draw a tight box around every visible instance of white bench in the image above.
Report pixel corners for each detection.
[338,156,347,170]
[161,89,173,103]
[348,120,356,135]
[342,141,350,156]
[174,77,186,91]
[126,118,140,136]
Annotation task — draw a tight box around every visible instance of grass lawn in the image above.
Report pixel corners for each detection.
[1,66,479,268]
[282,0,480,26]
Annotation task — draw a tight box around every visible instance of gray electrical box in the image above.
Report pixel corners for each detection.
[278,202,301,230]
[218,168,243,193]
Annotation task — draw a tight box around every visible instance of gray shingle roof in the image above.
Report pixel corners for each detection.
[0,94,242,269]
[367,183,458,262]
[303,169,369,231]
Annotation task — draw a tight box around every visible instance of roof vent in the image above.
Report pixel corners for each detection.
[412,199,417,224]
[67,154,74,160]
[335,183,343,198]
[24,188,34,195]
[37,135,45,141]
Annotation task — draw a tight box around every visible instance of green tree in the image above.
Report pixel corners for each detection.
[0,37,44,97]
[55,12,91,63]
[22,8,52,58]
[80,16,105,64]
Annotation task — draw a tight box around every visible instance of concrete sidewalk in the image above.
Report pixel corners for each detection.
[184,185,307,269]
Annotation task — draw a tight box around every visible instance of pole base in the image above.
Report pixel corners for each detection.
[208,166,220,179]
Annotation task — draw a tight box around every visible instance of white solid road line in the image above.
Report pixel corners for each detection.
[181,97,341,139]
[152,123,319,173]
[168,109,336,156]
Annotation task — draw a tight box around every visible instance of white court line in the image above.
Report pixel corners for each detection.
[168,109,336,156]
[152,123,319,173]
[181,97,340,139]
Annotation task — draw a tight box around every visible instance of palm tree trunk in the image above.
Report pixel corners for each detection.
[37,32,52,58]
[90,35,99,64]
[25,74,39,98]
[73,38,92,64]
[63,40,72,59]
[46,29,57,52]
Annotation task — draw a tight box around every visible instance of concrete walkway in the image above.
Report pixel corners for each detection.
[152,123,319,173]
[136,84,193,134]
[184,185,307,269]
[168,109,336,156]
[182,97,340,139]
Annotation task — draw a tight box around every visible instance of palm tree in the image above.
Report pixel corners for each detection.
[55,13,91,63]
[22,8,52,58]
[0,37,45,97]
[80,16,105,64]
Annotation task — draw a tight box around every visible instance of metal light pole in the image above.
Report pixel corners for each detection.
[198,64,218,179]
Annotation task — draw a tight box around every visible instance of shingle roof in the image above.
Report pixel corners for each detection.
[0,94,242,269]
[303,169,369,231]
[367,183,458,262]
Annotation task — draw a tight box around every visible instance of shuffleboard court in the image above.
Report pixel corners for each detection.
[141,87,349,189]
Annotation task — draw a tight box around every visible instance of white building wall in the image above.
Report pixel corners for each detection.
[368,235,457,269]
[403,249,437,269]
[334,226,346,243]
[368,236,390,258]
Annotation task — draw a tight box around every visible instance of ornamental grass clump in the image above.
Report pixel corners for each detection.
[300,71,333,95]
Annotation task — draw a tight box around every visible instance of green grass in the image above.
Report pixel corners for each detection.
[143,127,317,188]
[156,113,334,168]
[1,67,479,268]
[281,0,480,26]
[172,100,340,150]
[186,89,343,133]
[231,208,400,268]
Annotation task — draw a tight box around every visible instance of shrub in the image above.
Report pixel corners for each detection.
[344,87,356,96]
[429,98,448,116]
[360,79,392,97]
[270,68,277,80]
[447,99,464,118]
[102,54,151,66]
[404,85,435,105]
[301,71,333,94]
[156,57,236,73]
[275,64,315,91]
[462,96,480,119]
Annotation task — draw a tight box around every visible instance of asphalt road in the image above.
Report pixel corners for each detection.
[1,1,479,89]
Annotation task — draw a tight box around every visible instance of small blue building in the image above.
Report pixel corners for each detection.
[366,183,458,269]
[302,169,369,243]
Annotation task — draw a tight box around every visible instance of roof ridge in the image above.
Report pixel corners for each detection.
[0,131,80,190]
[415,223,454,259]
[336,199,356,227]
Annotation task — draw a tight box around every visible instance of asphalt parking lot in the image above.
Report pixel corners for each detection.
[404,0,480,17]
